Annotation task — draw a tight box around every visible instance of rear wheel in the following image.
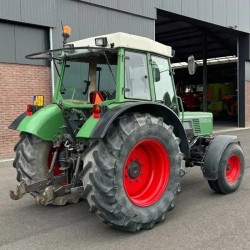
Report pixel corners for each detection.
[13,133,51,185]
[208,143,244,194]
[82,113,182,232]
[13,133,69,204]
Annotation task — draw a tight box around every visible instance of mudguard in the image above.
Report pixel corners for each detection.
[9,104,64,141]
[202,135,239,180]
[77,102,190,158]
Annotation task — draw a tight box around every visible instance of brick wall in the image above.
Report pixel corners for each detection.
[245,81,250,127]
[0,63,51,160]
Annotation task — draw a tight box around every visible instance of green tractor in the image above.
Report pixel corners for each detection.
[9,31,245,232]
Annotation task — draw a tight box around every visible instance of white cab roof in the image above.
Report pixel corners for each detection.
[69,32,173,57]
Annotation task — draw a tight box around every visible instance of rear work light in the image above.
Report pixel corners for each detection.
[95,37,108,47]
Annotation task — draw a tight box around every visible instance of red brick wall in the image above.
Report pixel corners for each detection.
[0,63,51,160]
[245,81,250,127]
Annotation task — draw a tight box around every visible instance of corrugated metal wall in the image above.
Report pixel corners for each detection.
[52,0,154,48]
[78,0,250,33]
[0,0,55,27]
[0,0,250,64]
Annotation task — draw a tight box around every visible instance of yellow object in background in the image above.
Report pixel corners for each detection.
[33,95,44,106]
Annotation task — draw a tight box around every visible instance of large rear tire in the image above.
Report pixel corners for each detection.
[82,113,182,232]
[13,133,51,186]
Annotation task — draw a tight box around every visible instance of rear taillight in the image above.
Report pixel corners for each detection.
[93,104,101,118]
[92,104,109,119]
[26,104,33,116]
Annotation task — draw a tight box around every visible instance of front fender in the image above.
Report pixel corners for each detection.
[202,135,239,180]
[9,104,64,141]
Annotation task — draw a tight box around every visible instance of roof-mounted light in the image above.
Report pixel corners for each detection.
[62,25,71,46]
[95,37,108,47]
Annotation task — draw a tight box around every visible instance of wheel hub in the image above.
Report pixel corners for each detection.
[128,161,141,179]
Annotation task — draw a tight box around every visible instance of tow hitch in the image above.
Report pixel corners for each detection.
[9,174,83,205]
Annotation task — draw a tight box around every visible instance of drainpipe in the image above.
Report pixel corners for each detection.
[49,27,55,97]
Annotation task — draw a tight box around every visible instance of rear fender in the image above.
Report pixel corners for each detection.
[202,135,239,180]
[77,102,190,158]
[9,104,64,141]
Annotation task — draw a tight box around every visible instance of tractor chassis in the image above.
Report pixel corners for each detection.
[186,136,213,168]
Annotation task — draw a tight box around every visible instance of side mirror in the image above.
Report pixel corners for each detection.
[188,55,197,75]
[152,63,160,82]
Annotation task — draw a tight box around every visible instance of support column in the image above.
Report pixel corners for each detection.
[202,32,208,112]
[237,34,249,127]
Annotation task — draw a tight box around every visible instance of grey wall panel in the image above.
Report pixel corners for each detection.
[53,0,154,49]
[106,9,154,38]
[117,0,144,17]
[21,0,55,27]
[143,0,158,19]
[15,25,49,65]
[90,0,118,9]
[79,0,156,19]
[0,0,21,22]
[154,0,163,9]
[213,0,227,27]
[0,23,16,63]
[245,61,250,81]
[198,0,213,23]
[239,0,250,33]
[181,0,199,19]
[226,1,239,30]
[162,0,182,14]
[0,22,49,65]
[78,4,109,38]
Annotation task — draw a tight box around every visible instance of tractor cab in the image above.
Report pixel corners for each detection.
[27,32,179,115]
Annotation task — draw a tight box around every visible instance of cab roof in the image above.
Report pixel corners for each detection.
[68,32,173,58]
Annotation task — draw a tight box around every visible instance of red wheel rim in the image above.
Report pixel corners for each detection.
[123,139,170,207]
[225,154,241,183]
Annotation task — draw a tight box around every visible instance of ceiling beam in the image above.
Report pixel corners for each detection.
[156,26,197,38]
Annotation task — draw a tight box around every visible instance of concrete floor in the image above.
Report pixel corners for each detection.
[0,129,249,250]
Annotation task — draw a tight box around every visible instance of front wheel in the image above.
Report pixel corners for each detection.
[82,113,183,232]
[208,143,244,194]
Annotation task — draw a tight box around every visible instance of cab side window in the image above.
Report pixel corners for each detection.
[124,51,151,100]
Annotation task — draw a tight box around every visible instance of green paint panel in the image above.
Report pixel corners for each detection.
[17,104,64,141]
[182,111,213,136]
[76,116,99,138]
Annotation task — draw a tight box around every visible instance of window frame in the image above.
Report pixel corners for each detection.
[150,54,180,114]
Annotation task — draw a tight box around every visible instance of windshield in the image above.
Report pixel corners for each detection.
[27,47,118,103]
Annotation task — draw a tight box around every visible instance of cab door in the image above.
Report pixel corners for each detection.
[151,55,179,114]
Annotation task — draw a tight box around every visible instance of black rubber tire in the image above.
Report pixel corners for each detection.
[82,113,182,232]
[13,133,51,186]
[207,143,244,194]
[207,180,221,193]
